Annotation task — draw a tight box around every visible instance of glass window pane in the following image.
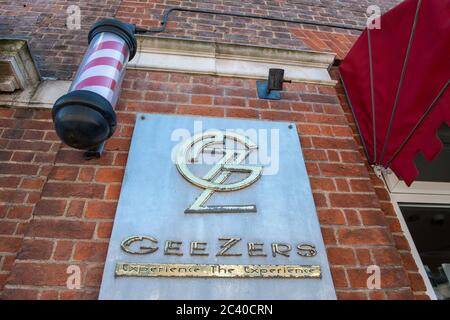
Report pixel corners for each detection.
[399,204,450,300]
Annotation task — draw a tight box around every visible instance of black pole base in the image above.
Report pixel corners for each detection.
[84,142,105,160]
[52,90,117,150]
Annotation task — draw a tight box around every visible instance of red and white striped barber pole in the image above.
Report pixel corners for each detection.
[71,32,129,108]
[52,19,137,155]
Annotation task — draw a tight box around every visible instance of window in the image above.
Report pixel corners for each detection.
[383,124,450,300]
[398,204,450,300]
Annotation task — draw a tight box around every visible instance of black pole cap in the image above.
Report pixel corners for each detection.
[52,90,117,150]
[88,18,138,61]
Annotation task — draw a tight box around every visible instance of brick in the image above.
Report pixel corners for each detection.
[303,149,327,161]
[340,151,363,163]
[85,265,104,288]
[0,236,22,253]
[330,193,379,208]
[7,140,51,152]
[0,190,27,203]
[355,248,372,266]
[23,130,45,140]
[300,93,339,104]
[408,273,427,292]
[85,201,117,219]
[335,178,350,192]
[73,242,108,262]
[0,163,39,175]
[310,177,335,191]
[312,192,327,208]
[1,255,15,272]
[226,108,259,119]
[27,219,95,239]
[95,168,124,183]
[20,177,45,190]
[0,221,17,235]
[34,200,67,216]
[7,206,33,219]
[317,209,345,225]
[49,166,79,181]
[0,150,13,161]
[344,209,361,226]
[368,291,387,300]
[2,129,24,139]
[105,138,131,152]
[0,273,8,291]
[385,289,415,300]
[330,267,348,288]
[39,290,59,300]
[114,153,128,166]
[178,106,225,117]
[321,227,337,245]
[350,179,373,192]
[53,240,73,261]
[191,95,213,105]
[0,176,20,188]
[66,200,85,218]
[371,248,402,266]
[214,97,246,107]
[42,183,105,199]
[319,163,367,178]
[393,235,411,251]
[347,267,410,289]
[59,290,98,300]
[248,99,269,109]
[16,239,54,260]
[97,222,113,239]
[400,252,419,272]
[1,288,40,300]
[336,291,367,300]
[78,168,95,182]
[337,228,392,246]
[8,263,76,286]
[312,137,357,150]
[327,247,356,265]
[105,184,122,200]
[168,93,189,103]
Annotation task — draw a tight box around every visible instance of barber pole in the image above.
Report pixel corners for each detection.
[52,19,137,154]
[71,32,129,107]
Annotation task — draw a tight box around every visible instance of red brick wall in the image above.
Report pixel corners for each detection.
[0,0,123,79]
[0,108,61,298]
[0,0,402,79]
[0,68,428,299]
[0,0,429,300]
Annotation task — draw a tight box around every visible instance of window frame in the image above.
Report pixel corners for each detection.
[381,169,450,300]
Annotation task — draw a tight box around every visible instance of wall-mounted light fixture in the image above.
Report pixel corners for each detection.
[256,68,291,100]
[52,19,137,159]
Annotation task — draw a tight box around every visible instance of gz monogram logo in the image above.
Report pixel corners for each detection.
[175,131,263,214]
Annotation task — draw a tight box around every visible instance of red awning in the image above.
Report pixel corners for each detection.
[340,0,450,186]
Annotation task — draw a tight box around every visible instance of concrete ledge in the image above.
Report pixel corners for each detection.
[0,38,40,92]
[0,80,71,109]
[130,36,337,85]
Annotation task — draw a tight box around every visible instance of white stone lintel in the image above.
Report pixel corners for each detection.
[129,36,337,86]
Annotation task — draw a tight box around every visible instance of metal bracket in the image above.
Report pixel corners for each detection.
[256,80,281,100]
[84,142,105,160]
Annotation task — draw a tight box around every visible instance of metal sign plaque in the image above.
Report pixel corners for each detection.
[99,114,336,300]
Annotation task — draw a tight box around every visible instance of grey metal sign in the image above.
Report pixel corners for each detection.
[99,114,336,299]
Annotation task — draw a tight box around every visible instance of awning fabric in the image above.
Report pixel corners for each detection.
[340,0,450,186]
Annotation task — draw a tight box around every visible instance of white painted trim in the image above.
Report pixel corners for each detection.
[384,170,450,196]
[382,169,450,300]
[129,36,337,85]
